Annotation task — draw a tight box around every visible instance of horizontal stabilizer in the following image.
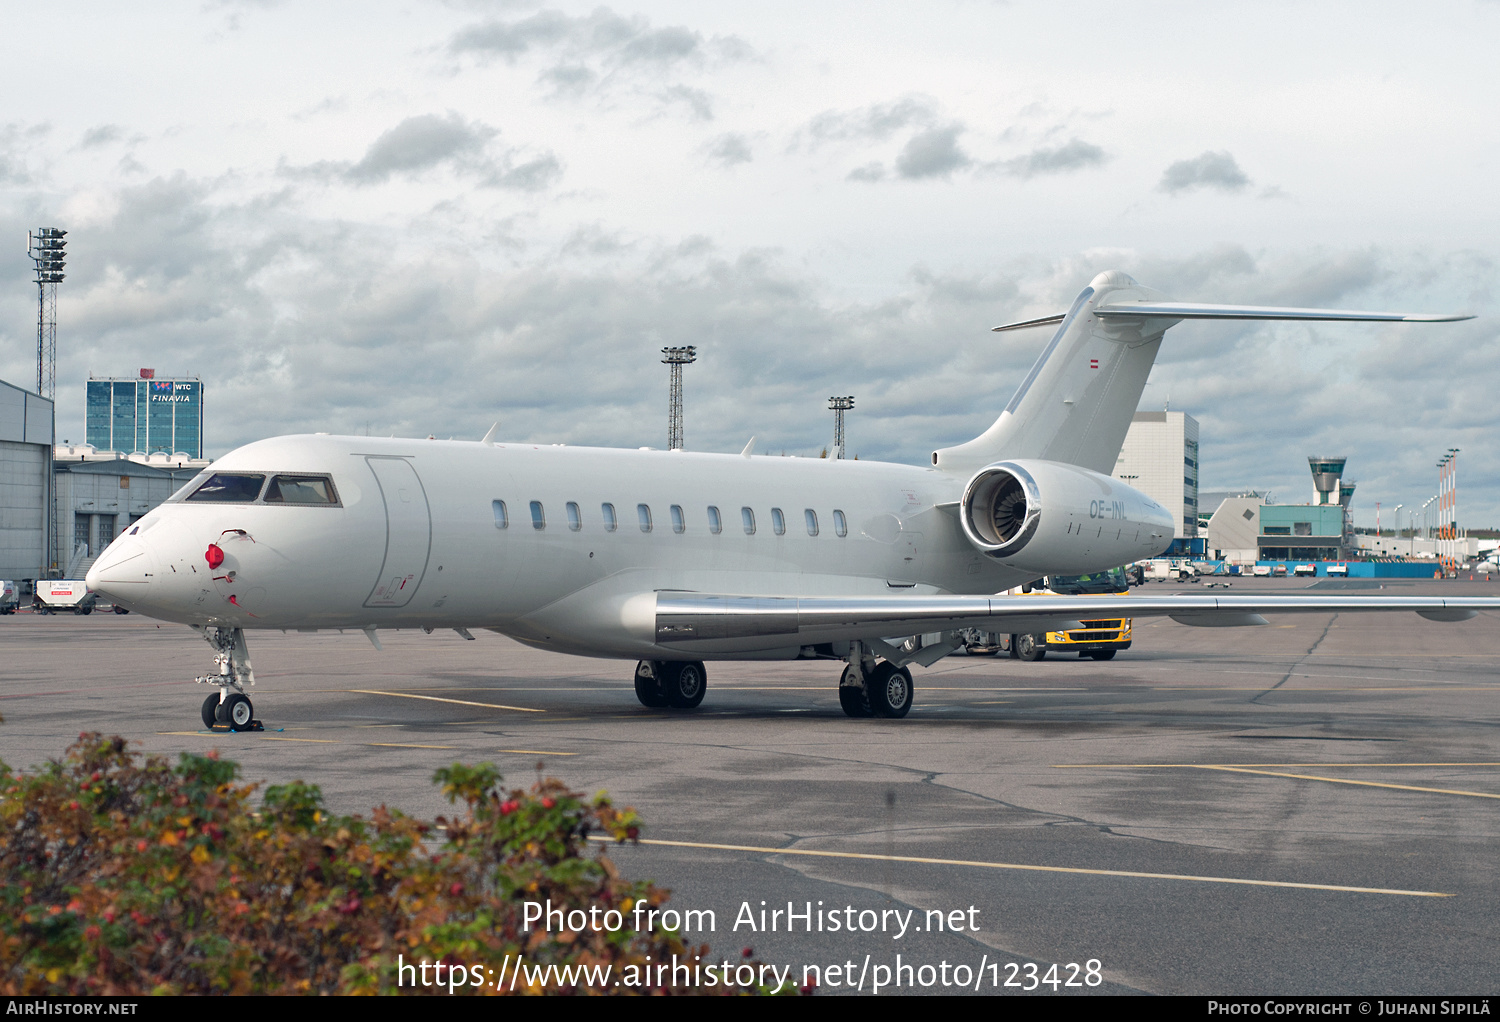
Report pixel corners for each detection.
[1092,301,1473,323]
[991,313,1068,333]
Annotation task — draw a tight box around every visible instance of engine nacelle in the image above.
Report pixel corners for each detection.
[959,459,1175,575]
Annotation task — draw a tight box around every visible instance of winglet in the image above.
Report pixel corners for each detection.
[480,422,500,446]
[741,436,756,458]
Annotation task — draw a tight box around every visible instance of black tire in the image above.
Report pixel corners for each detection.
[633,661,668,708]
[77,606,92,616]
[838,664,873,717]
[113,605,130,615]
[867,662,913,718]
[1088,650,1117,661]
[219,693,254,732]
[1015,633,1046,662]
[1008,635,1019,659]
[662,661,707,709]
[201,694,221,729]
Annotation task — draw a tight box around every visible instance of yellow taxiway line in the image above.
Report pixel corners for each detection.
[590,836,1449,898]
[347,689,543,712]
[1055,763,1500,800]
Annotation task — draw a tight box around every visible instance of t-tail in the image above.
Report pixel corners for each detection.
[932,269,1472,476]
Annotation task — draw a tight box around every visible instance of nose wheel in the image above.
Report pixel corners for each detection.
[195,625,263,731]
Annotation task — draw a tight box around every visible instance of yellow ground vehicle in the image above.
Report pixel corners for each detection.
[965,567,1133,662]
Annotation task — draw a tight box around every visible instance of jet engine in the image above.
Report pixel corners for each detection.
[959,459,1175,575]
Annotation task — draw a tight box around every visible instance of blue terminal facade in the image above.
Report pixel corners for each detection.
[85,377,203,458]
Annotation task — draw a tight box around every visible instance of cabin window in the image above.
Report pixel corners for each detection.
[602,503,618,532]
[638,503,653,532]
[263,474,339,505]
[771,508,786,535]
[805,509,819,536]
[833,509,848,537]
[492,500,508,529]
[670,504,685,534]
[566,501,582,531]
[530,500,545,530]
[185,473,265,503]
[707,505,722,534]
[741,507,756,535]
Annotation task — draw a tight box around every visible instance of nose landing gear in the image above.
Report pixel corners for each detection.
[195,625,263,732]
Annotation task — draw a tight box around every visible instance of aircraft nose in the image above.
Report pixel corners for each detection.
[86,537,153,599]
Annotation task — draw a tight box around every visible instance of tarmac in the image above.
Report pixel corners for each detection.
[3,576,1499,995]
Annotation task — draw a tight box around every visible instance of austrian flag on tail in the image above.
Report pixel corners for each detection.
[1089,358,1099,369]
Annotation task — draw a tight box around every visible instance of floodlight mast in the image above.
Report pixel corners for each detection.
[27,227,64,577]
[828,395,854,459]
[28,228,66,401]
[661,346,696,451]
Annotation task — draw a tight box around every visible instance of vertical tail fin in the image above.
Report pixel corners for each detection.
[932,269,1472,476]
[934,270,1168,475]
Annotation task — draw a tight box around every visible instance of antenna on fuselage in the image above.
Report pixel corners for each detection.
[480,422,499,446]
[741,436,756,458]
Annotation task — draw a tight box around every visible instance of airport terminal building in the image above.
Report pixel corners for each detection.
[85,375,203,459]
[1115,410,1200,541]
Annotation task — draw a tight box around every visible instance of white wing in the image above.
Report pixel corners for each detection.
[652,592,1499,653]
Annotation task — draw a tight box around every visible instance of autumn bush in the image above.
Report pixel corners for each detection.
[0,733,783,995]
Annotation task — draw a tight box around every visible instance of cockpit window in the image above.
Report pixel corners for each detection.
[185,473,266,503]
[167,468,214,502]
[263,474,339,505]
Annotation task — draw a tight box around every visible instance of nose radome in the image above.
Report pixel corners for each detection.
[86,538,152,596]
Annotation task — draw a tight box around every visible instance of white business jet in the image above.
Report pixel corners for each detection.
[87,270,1494,730]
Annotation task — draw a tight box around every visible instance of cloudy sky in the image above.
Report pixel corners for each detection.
[1,1,1497,528]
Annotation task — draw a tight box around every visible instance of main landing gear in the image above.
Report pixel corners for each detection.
[839,644,914,719]
[195,625,262,732]
[634,660,707,709]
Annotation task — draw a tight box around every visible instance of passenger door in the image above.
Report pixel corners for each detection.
[363,457,432,608]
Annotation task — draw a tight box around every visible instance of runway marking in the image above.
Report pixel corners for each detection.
[591,836,1449,898]
[1055,764,1500,800]
[1057,763,1500,768]
[347,689,543,713]
[1146,686,1500,692]
[497,749,577,756]
[365,742,457,750]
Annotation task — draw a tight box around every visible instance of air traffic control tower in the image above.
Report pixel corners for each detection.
[1308,456,1357,557]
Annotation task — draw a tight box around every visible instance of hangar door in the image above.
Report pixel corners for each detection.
[363,456,432,608]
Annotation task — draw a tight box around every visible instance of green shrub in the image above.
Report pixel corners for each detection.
[0,734,788,995]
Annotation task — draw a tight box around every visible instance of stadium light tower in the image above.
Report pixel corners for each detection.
[828,396,855,459]
[28,228,66,400]
[661,346,696,450]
